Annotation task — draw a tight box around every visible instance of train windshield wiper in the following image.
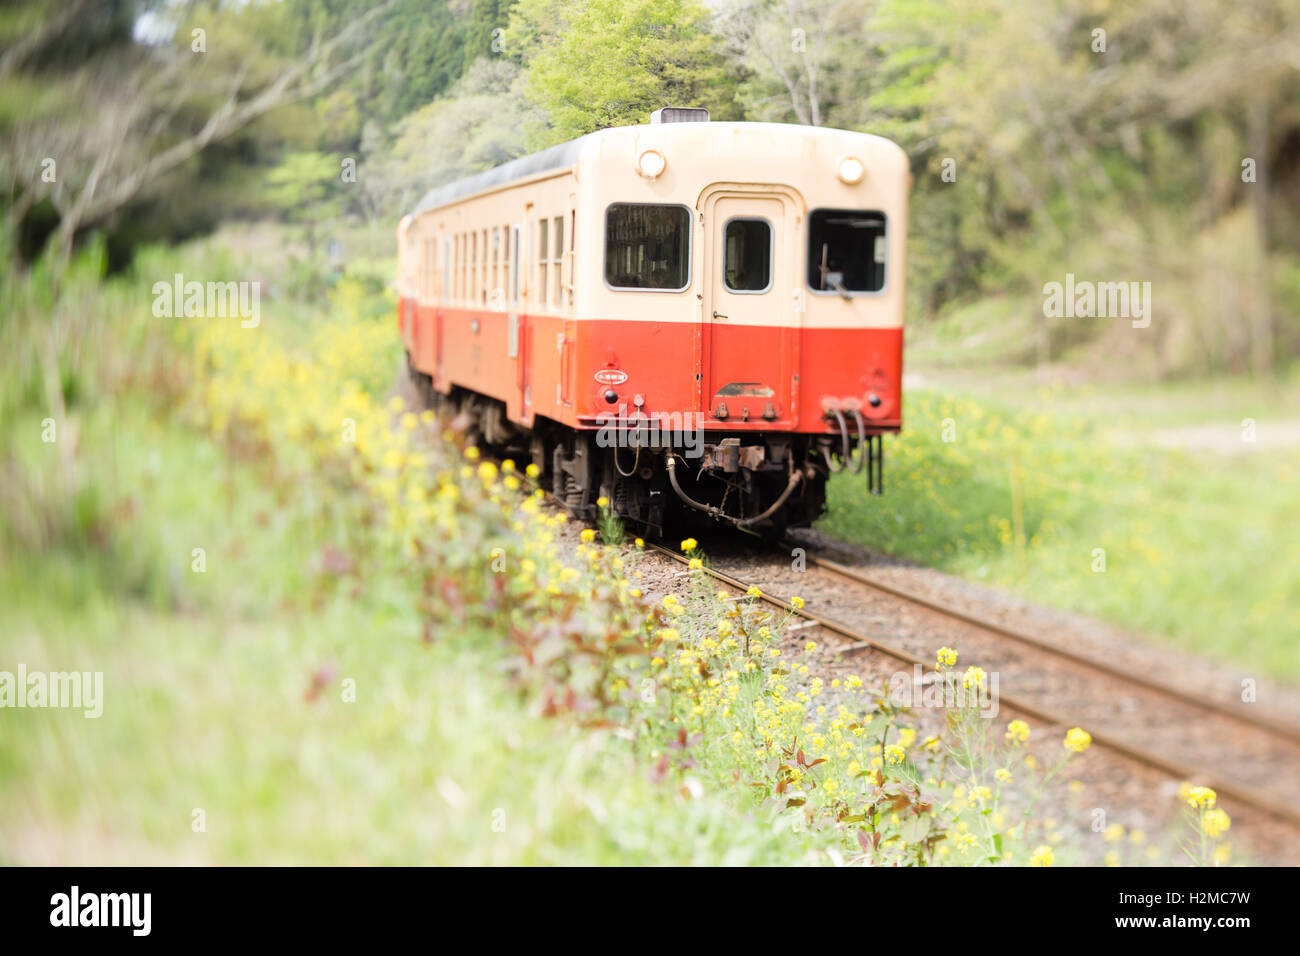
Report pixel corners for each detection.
[817,243,853,301]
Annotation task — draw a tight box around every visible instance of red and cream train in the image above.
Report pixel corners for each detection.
[396,108,909,538]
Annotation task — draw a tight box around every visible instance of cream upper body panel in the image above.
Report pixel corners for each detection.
[572,122,908,330]
[405,121,909,330]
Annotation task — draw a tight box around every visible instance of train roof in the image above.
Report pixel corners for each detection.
[408,122,903,218]
[410,131,601,217]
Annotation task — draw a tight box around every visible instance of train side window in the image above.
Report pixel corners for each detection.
[420,238,429,298]
[807,209,886,294]
[538,219,549,306]
[604,203,690,291]
[481,227,488,306]
[429,238,435,297]
[511,225,521,304]
[414,238,421,297]
[417,238,425,298]
[492,227,501,307]
[552,216,563,307]
[500,225,510,308]
[442,238,451,300]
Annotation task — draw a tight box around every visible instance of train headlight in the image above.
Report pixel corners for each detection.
[637,148,666,179]
[837,156,865,185]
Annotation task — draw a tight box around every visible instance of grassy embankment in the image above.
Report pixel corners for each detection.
[0,232,1230,864]
[821,366,1300,681]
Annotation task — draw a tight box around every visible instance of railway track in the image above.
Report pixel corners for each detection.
[399,368,1300,859]
[646,540,1300,830]
[431,407,1300,840]
[799,549,1300,746]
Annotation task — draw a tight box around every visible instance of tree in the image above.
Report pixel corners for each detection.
[514,0,741,147]
[367,58,538,221]
[716,0,874,128]
[1,0,395,264]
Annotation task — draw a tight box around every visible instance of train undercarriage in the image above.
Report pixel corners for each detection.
[407,358,884,541]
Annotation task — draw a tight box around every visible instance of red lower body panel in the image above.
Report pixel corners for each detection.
[400,300,902,434]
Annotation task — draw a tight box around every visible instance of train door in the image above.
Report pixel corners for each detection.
[701,189,799,426]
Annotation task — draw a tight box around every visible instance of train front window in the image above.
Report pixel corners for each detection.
[807,209,886,295]
[723,218,772,293]
[605,203,690,291]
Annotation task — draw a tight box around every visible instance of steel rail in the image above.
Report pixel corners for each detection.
[795,549,1300,747]
[647,541,1300,829]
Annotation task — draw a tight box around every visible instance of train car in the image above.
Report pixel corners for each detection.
[396,107,909,539]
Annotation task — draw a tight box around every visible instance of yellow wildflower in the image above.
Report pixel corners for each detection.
[1063,727,1092,753]
[1005,720,1030,744]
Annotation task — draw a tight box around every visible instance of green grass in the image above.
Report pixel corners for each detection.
[820,383,1300,681]
[913,367,1300,430]
[0,240,832,864]
[0,397,827,864]
[1,231,1213,865]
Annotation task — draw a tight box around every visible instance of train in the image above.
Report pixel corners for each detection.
[395,107,909,540]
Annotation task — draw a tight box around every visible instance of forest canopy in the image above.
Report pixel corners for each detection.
[3,0,1299,376]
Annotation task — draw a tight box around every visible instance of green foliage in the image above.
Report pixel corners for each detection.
[0,231,1111,864]
[367,0,469,124]
[860,0,1300,373]
[265,151,345,222]
[377,57,535,214]
[518,0,741,146]
[820,384,1300,680]
[9,0,1300,365]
